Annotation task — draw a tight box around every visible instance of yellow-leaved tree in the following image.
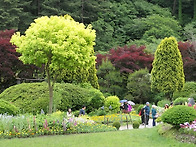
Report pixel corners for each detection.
[11,15,96,114]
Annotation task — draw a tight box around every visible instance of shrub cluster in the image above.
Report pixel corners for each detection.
[0,82,105,114]
[161,105,196,126]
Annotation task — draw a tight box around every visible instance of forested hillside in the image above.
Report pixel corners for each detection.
[0,0,196,101]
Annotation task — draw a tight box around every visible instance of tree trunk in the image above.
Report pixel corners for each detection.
[194,0,196,21]
[172,0,177,15]
[178,0,182,24]
[45,53,53,114]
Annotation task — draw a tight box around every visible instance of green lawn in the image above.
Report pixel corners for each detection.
[0,127,194,147]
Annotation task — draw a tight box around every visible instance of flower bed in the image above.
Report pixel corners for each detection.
[0,112,116,139]
[179,119,196,137]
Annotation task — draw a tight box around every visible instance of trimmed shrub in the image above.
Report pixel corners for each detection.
[157,99,171,107]
[0,99,19,115]
[132,121,140,129]
[173,82,196,99]
[0,82,105,114]
[104,96,120,113]
[161,105,196,126]
[112,121,121,130]
[173,97,188,105]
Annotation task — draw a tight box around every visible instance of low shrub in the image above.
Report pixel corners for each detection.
[173,97,188,105]
[157,99,171,107]
[132,121,140,129]
[0,99,19,115]
[104,96,120,113]
[112,121,121,130]
[161,105,196,126]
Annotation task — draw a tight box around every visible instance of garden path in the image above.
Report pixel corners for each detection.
[119,119,160,130]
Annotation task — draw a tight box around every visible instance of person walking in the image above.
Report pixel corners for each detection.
[144,102,150,125]
[151,105,157,126]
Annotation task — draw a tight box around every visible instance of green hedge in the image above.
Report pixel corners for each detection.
[0,82,105,114]
[0,99,19,115]
[161,105,196,126]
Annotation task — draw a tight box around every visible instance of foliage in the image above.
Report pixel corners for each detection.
[126,69,153,104]
[151,37,185,98]
[157,99,171,108]
[86,89,105,113]
[11,15,96,113]
[112,121,120,130]
[190,93,196,101]
[173,82,196,99]
[161,105,196,126]
[173,97,188,105]
[97,59,124,98]
[178,41,196,82]
[0,0,21,30]
[0,82,104,114]
[0,29,41,93]
[96,45,154,74]
[104,96,121,113]
[132,121,140,129]
[137,104,144,114]
[0,99,19,115]
[153,92,167,104]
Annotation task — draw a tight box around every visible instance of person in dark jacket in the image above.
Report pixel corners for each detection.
[140,107,145,125]
[144,102,150,125]
[123,102,128,113]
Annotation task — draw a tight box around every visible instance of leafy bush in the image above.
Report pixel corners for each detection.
[132,121,140,129]
[157,99,171,107]
[104,96,120,113]
[0,100,19,115]
[161,105,196,126]
[173,97,188,105]
[0,82,105,114]
[97,109,107,116]
[86,89,105,113]
[173,82,196,99]
[112,121,121,130]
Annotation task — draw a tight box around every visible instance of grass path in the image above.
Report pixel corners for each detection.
[0,127,194,147]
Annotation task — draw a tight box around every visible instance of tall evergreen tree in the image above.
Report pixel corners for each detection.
[151,37,185,99]
[0,0,22,30]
